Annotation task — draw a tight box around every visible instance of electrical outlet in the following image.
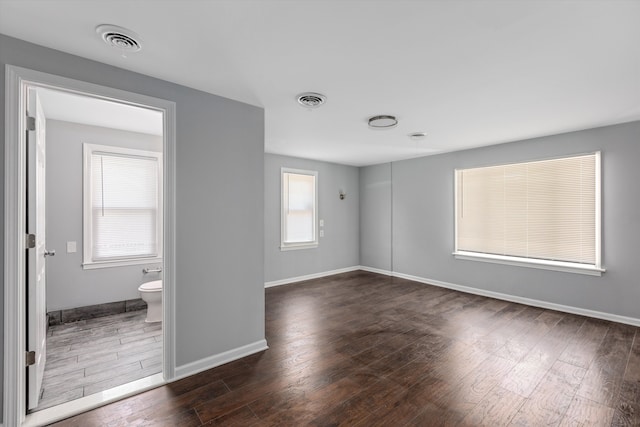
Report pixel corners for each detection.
[319,230,325,238]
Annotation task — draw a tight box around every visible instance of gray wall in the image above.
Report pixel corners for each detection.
[359,163,392,271]
[361,121,640,320]
[1,34,265,419]
[264,154,359,283]
[46,120,163,311]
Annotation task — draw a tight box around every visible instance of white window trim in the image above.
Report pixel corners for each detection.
[452,251,605,276]
[453,152,603,276]
[83,143,163,269]
[280,167,318,251]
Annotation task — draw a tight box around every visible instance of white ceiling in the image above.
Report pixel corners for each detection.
[36,87,163,136]
[1,1,639,166]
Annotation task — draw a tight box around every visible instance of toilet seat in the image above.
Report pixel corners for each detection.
[139,280,162,292]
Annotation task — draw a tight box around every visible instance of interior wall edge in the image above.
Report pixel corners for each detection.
[358,265,393,276]
[264,153,360,283]
[1,34,265,421]
[173,339,268,382]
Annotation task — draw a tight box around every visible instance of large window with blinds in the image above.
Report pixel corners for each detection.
[83,144,163,268]
[454,152,603,275]
[281,168,318,250]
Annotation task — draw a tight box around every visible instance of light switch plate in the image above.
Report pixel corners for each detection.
[67,241,77,253]
[319,219,324,227]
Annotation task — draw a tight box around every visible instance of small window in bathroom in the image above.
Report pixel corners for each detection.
[281,167,318,251]
[82,144,163,269]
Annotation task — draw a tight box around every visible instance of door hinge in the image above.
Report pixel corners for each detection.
[25,234,36,249]
[26,351,36,367]
[26,116,36,132]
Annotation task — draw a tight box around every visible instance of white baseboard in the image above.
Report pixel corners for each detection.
[174,339,268,381]
[358,265,393,276]
[264,264,640,328]
[265,266,360,288]
[392,271,640,328]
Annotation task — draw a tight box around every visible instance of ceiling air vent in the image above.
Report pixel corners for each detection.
[96,25,142,53]
[297,92,327,108]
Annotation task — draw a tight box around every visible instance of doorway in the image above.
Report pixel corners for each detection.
[4,65,176,427]
[29,85,165,412]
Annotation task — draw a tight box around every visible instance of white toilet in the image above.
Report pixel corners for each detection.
[138,280,162,323]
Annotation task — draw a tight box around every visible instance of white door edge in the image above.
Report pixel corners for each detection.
[26,87,47,409]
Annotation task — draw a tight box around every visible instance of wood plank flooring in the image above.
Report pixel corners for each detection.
[37,310,162,411]
[51,271,640,426]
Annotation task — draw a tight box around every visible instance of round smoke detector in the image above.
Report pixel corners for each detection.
[297,92,326,108]
[368,115,398,129]
[96,24,142,53]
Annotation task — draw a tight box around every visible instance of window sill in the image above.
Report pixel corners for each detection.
[280,243,318,252]
[453,251,605,276]
[83,257,163,270]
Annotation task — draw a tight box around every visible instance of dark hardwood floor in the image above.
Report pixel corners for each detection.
[51,271,640,426]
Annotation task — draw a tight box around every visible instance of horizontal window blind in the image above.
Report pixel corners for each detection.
[283,172,316,243]
[91,152,159,260]
[456,153,599,265]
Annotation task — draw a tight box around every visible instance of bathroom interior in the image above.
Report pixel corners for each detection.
[32,87,164,411]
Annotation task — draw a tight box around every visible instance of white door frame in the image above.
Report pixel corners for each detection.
[4,65,177,426]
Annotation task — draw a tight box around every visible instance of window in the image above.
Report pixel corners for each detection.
[281,168,318,250]
[454,152,603,275]
[83,144,162,268]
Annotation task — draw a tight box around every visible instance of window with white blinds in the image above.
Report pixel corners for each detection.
[83,144,162,268]
[454,152,602,274]
[281,168,318,250]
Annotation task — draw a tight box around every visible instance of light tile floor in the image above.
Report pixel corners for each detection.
[34,310,162,411]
